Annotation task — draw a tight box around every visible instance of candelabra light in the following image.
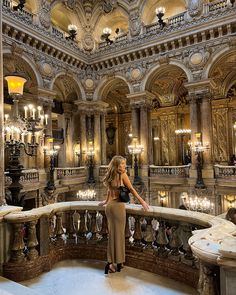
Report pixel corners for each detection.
[175,129,192,164]
[101,27,113,44]
[4,74,47,206]
[192,133,209,189]
[43,142,60,191]
[156,7,166,29]
[66,24,77,41]
[128,138,144,185]
[13,0,25,11]
[87,143,95,184]
[77,189,96,201]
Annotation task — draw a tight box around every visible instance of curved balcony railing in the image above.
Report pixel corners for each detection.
[54,167,86,186]
[5,169,39,187]
[1,202,235,295]
[206,0,228,12]
[214,164,236,178]
[149,164,191,177]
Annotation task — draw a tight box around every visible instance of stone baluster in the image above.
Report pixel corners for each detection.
[125,215,131,245]
[100,211,108,241]
[133,215,142,246]
[198,261,217,295]
[169,225,182,258]
[89,211,98,242]
[143,217,153,249]
[180,223,194,261]
[10,223,25,262]
[101,113,107,165]
[65,210,76,241]
[78,210,87,243]
[155,220,169,258]
[49,214,56,240]
[27,220,39,260]
[54,212,64,241]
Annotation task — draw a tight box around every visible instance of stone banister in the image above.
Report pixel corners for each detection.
[1,202,236,294]
[214,164,236,178]
[149,164,191,177]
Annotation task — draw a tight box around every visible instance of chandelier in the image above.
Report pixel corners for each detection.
[185,196,214,214]
[77,189,96,201]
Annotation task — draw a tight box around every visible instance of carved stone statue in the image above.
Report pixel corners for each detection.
[187,0,203,17]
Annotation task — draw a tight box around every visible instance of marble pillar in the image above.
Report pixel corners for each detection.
[140,105,149,167]
[201,96,213,168]
[101,114,107,165]
[131,106,139,139]
[0,3,5,205]
[80,113,87,166]
[189,96,199,167]
[44,104,53,169]
[94,113,101,165]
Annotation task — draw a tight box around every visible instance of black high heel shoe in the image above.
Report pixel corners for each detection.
[117,263,122,272]
[104,262,115,274]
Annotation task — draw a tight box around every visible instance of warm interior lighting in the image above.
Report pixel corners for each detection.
[155,7,166,14]
[153,136,160,141]
[5,75,27,96]
[103,27,112,35]
[175,129,191,134]
[74,143,81,155]
[68,24,77,32]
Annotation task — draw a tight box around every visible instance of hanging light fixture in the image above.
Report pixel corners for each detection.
[156,7,166,29]
[66,24,78,41]
[101,27,113,44]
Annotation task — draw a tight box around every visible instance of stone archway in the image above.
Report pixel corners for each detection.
[99,77,131,163]
[144,64,189,165]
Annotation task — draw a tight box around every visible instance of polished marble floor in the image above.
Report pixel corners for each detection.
[20,260,198,295]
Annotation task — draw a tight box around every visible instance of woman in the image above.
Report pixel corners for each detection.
[99,155,149,274]
[226,207,236,225]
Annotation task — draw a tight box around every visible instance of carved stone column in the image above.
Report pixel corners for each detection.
[140,104,149,168]
[44,102,53,169]
[94,113,101,165]
[0,3,5,205]
[189,95,200,167]
[201,95,213,168]
[61,103,74,167]
[131,106,139,139]
[80,113,87,166]
[101,113,107,165]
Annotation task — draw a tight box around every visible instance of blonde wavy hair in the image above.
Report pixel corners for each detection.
[103,155,126,187]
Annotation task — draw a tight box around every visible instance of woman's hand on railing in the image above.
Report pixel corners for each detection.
[98,200,107,207]
[141,201,149,211]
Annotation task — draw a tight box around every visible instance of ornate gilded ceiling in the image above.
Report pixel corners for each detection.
[146,65,188,107]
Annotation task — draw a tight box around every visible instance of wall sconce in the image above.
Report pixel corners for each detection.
[153,136,160,141]
[101,27,113,44]
[66,24,78,41]
[13,0,26,11]
[224,195,236,208]
[158,191,167,207]
[128,138,144,185]
[156,7,166,30]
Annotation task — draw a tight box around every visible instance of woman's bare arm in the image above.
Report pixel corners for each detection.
[122,173,149,211]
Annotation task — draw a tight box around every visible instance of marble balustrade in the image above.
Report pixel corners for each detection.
[149,164,191,177]
[1,202,236,294]
[214,164,236,178]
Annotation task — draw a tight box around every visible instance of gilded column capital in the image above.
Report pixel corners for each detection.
[128,91,155,109]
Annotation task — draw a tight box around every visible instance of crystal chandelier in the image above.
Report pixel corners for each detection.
[77,189,96,201]
[185,196,214,214]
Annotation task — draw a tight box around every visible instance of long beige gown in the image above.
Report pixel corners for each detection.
[105,176,126,264]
